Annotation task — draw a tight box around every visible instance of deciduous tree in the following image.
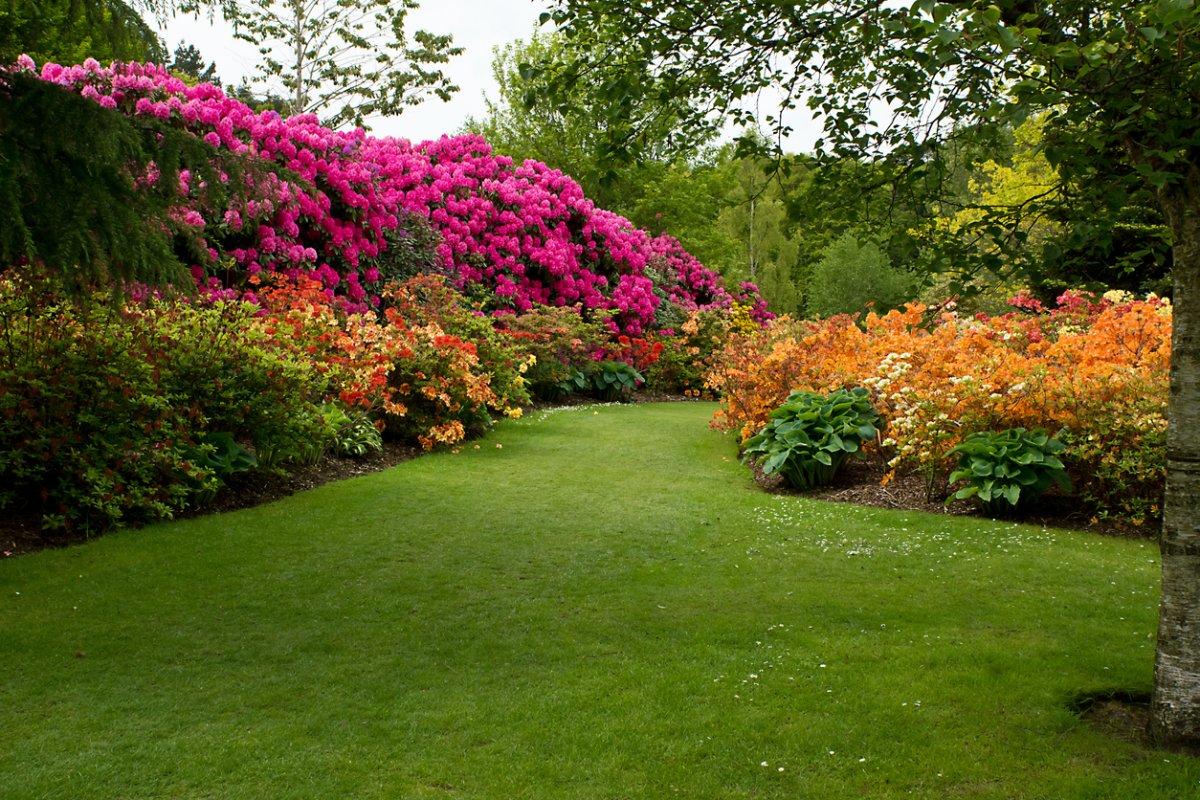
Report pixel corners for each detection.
[228,0,461,128]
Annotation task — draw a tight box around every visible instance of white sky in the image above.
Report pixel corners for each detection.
[159,0,550,142]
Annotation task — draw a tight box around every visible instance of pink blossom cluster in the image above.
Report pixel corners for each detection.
[28,57,744,332]
[734,282,776,325]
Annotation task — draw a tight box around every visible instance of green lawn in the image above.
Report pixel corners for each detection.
[2,402,1195,798]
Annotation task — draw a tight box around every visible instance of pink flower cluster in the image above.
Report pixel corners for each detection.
[29,57,743,333]
[735,281,776,325]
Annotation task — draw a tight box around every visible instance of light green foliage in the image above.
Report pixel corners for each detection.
[948,428,1072,516]
[465,30,710,222]
[807,232,914,318]
[228,0,462,128]
[742,387,881,490]
[316,403,383,459]
[716,153,801,313]
[625,155,741,273]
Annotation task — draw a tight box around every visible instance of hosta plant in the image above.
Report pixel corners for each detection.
[586,360,645,402]
[947,428,1072,516]
[742,387,881,490]
[316,404,383,459]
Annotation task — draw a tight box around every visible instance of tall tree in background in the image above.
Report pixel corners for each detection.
[540,0,1200,747]
[169,41,219,84]
[466,30,706,216]
[716,155,800,312]
[228,0,461,128]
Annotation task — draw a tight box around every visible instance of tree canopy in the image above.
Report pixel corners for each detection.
[0,0,165,65]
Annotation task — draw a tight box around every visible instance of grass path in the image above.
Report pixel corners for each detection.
[1,402,1196,798]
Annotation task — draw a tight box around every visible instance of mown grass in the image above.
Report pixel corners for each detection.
[1,402,1196,798]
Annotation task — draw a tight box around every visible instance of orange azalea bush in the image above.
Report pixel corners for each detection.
[251,275,512,450]
[706,291,1171,522]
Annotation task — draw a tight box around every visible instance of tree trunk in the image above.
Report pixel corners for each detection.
[1150,165,1200,748]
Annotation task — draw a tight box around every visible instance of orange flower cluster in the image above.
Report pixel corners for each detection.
[707,294,1171,519]
[251,276,502,450]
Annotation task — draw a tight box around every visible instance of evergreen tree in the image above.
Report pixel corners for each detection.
[169,42,218,84]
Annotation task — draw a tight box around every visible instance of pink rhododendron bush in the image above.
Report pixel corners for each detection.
[23,57,753,335]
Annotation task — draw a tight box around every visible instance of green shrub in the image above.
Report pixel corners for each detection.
[184,432,258,504]
[317,404,384,458]
[642,308,729,396]
[492,305,613,400]
[0,275,336,531]
[806,231,913,317]
[0,284,203,530]
[384,275,533,414]
[364,212,447,289]
[742,387,881,490]
[947,428,1072,516]
[586,360,644,402]
[142,299,332,469]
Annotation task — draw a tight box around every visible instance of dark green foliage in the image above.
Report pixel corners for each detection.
[948,428,1072,516]
[0,73,179,288]
[0,0,165,66]
[365,211,447,287]
[0,275,335,531]
[169,42,219,85]
[742,387,881,490]
[1036,198,1172,300]
[585,360,644,402]
[0,71,254,293]
[184,431,258,503]
[553,360,644,402]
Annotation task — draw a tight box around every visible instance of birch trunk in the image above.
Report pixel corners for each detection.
[1151,165,1200,748]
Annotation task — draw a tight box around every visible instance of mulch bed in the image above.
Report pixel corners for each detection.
[757,452,1150,540]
